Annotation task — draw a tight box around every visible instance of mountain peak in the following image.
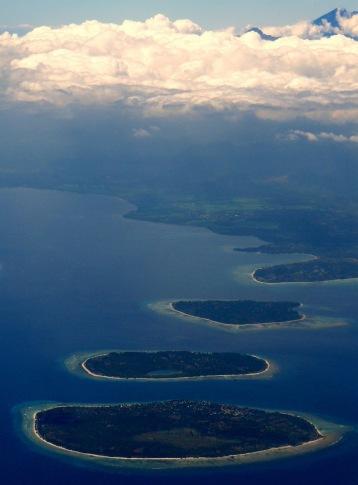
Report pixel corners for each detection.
[313,8,356,28]
[242,8,357,42]
[244,27,278,41]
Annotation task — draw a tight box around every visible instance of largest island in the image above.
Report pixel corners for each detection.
[30,400,336,465]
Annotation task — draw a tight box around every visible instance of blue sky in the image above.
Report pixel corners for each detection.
[0,0,356,28]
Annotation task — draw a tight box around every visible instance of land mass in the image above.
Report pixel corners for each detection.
[1,111,358,286]
[125,196,358,283]
[172,300,303,325]
[2,172,358,285]
[35,401,321,460]
[82,351,268,379]
[254,258,358,284]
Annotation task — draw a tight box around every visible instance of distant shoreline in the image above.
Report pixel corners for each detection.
[21,402,344,469]
[251,268,358,286]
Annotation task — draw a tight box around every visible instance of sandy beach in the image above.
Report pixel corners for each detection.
[170,300,306,327]
[251,268,358,286]
[151,300,347,332]
[20,402,346,470]
[78,351,273,382]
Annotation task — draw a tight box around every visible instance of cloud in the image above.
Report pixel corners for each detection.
[132,128,151,138]
[263,11,358,39]
[0,23,34,36]
[263,21,330,40]
[340,15,358,38]
[284,130,358,143]
[0,14,356,121]
[132,126,160,138]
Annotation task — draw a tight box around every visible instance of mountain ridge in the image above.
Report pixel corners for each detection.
[243,7,357,40]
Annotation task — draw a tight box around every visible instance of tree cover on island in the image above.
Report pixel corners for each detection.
[36,401,320,459]
[8,141,351,461]
[173,300,302,324]
[3,153,358,284]
[253,258,358,283]
[84,351,268,378]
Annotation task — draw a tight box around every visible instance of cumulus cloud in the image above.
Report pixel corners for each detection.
[263,11,358,39]
[340,15,358,38]
[0,14,357,121]
[285,130,358,143]
[263,21,329,39]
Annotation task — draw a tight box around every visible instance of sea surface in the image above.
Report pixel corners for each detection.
[1,188,357,485]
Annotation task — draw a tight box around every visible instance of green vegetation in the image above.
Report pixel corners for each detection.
[127,195,358,283]
[126,195,358,257]
[173,300,302,325]
[3,169,358,284]
[83,351,268,379]
[35,401,320,459]
[10,172,357,283]
[254,259,358,283]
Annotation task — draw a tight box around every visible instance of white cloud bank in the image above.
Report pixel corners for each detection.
[0,14,357,121]
[263,11,358,39]
[286,130,358,143]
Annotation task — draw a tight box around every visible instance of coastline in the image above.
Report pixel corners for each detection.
[20,402,346,470]
[152,300,314,332]
[157,300,348,332]
[251,268,358,286]
[169,301,307,327]
[8,190,353,473]
[65,351,274,382]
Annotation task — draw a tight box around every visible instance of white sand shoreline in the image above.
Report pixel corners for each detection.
[250,268,358,286]
[154,300,347,332]
[22,402,344,469]
[80,351,272,382]
[167,300,306,329]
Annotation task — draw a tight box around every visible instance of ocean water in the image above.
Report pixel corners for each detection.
[1,188,357,485]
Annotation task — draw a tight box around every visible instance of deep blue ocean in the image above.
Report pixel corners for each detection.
[1,188,357,484]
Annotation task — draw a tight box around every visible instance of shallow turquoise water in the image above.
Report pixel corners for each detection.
[1,188,357,484]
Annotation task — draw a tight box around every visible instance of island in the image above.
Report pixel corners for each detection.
[81,351,269,380]
[33,401,323,461]
[171,300,303,325]
[254,258,358,284]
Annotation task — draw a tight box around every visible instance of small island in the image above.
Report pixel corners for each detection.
[33,401,324,462]
[172,300,303,325]
[254,259,358,284]
[82,351,269,380]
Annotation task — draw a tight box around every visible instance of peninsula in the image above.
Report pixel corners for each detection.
[34,401,323,461]
[82,351,269,379]
[253,258,358,284]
